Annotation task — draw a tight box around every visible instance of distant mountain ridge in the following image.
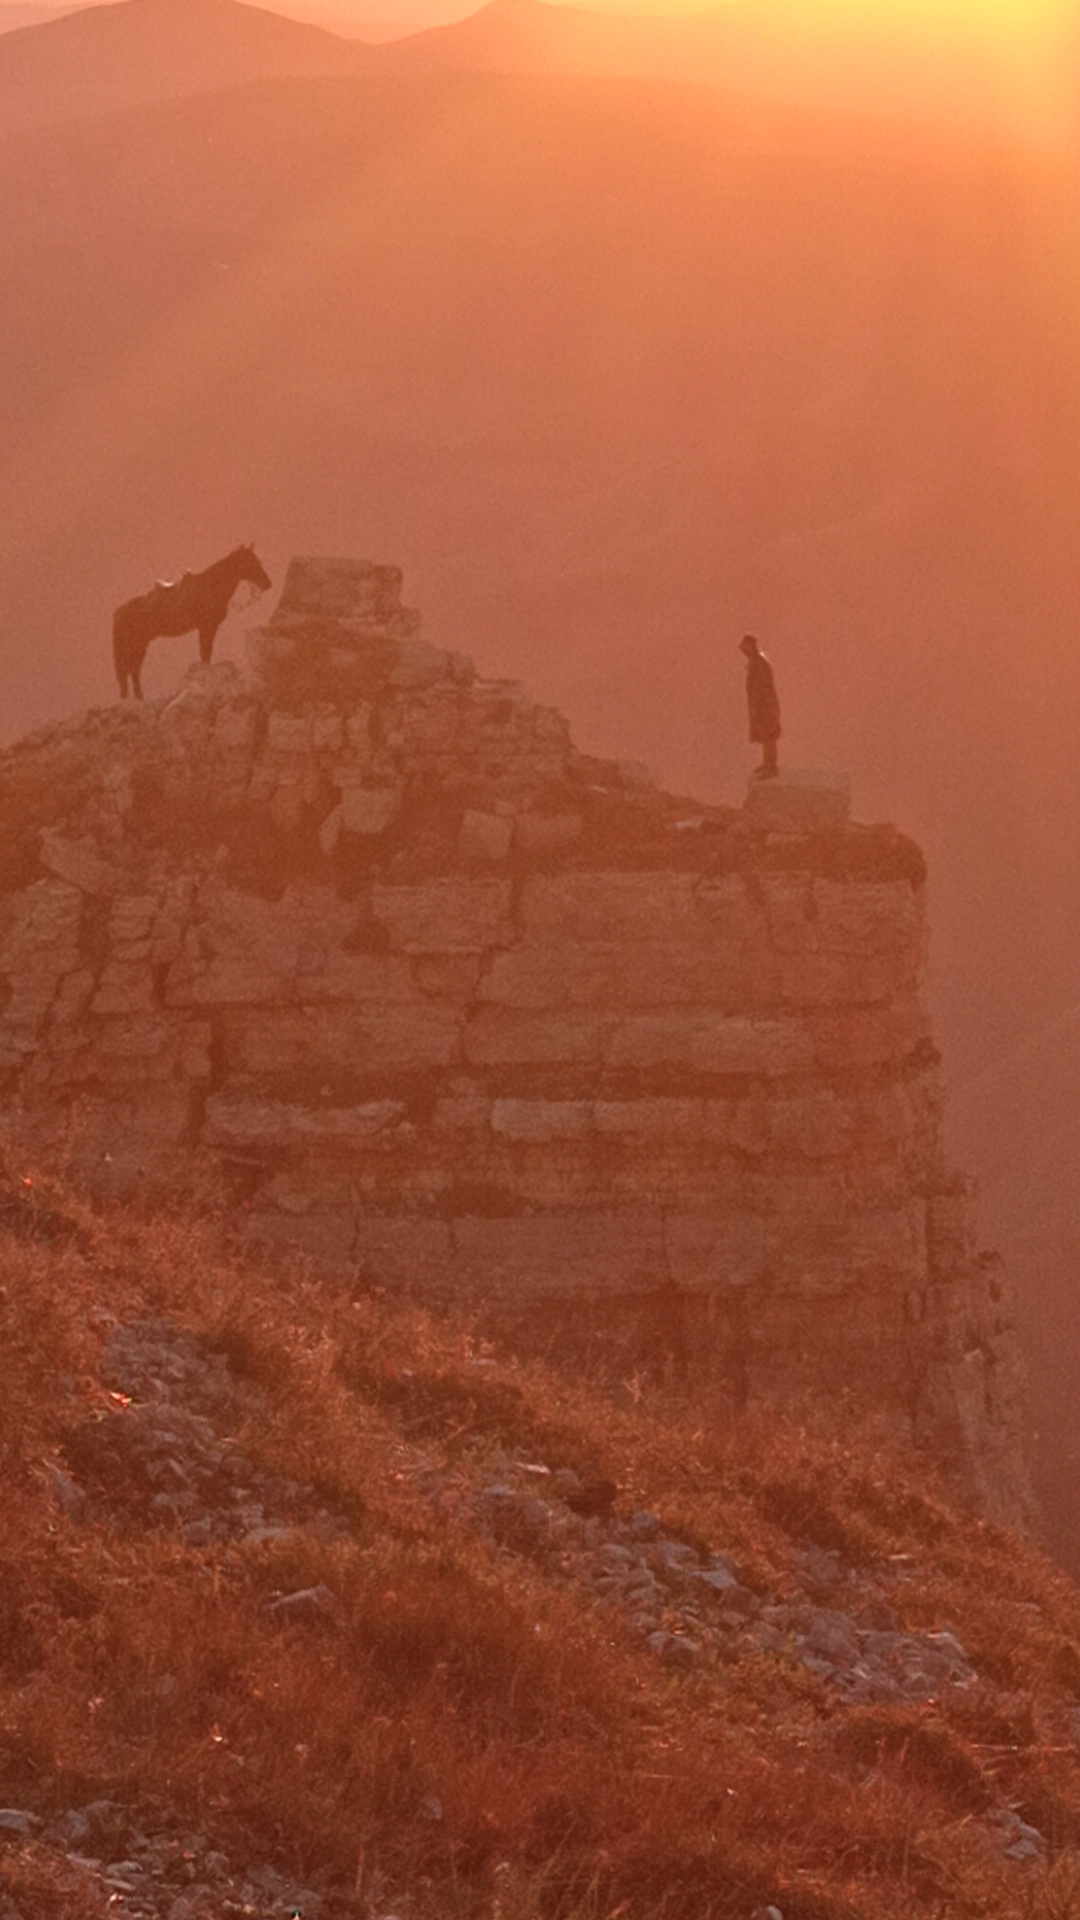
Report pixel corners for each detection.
[366,0,1073,144]
[0,1,77,30]
[0,0,368,128]
[0,0,1072,143]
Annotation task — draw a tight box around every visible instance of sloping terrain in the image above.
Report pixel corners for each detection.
[3,1144,1080,1919]
[0,0,1077,1572]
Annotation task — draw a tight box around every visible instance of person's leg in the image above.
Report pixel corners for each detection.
[761,736,778,778]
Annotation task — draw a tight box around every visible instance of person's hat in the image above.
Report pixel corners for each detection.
[738,633,758,654]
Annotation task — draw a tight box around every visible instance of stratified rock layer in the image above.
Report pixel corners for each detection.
[0,559,1030,1522]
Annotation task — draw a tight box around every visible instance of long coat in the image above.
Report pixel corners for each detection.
[745,651,781,743]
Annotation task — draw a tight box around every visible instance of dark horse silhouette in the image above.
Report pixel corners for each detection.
[113,543,272,698]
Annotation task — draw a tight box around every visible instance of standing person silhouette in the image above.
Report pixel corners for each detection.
[738,633,781,779]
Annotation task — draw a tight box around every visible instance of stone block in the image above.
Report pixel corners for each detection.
[50,968,96,1027]
[166,881,380,1008]
[451,1212,666,1299]
[86,1013,192,1065]
[813,879,922,955]
[606,1015,813,1077]
[763,875,921,960]
[460,810,513,862]
[775,947,919,1008]
[389,637,454,690]
[618,759,656,789]
[480,939,774,1012]
[54,1087,195,1176]
[433,1080,492,1133]
[464,1009,602,1068]
[351,1215,454,1288]
[107,894,157,957]
[513,812,583,855]
[411,952,483,1000]
[274,556,405,623]
[344,706,374,750]
[266,711,311,754]
[312,711,346,753]
[212,704,259,753]
[1,977,59,1033]
[492,1100,593,1143]
[594,1099,703,1141]
[297,950,424,1005]
[744,769,851,833]
[247,1209,357,1271]
[0,881,83,974]
[269,783,309,833]
[770,1091,857,1159]
[403,691,462,752]
[168,950,291,1009]
[245,628,295,671]
[926,1180,979,1279]
[810,998,930,1070]
[482,872,781,1010]
[38,831,118,897]
[534,706,571,745]
[90,962,157,1017]
[204,1096,408,1151]
[219,1002,460,1075]
[520,872,697,943]
[372,878,515,953]
[340,787,401,836]
[764,1201,926,1296]
[666,1213,767,1291]
[728,1096,772,1154]
[319,805,343,856]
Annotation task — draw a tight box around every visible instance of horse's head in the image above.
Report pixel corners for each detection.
[237,544,272,594]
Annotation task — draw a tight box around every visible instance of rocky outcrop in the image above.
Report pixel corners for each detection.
[0,559,1031,1522]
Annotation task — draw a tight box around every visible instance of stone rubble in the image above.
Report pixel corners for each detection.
[64,1319,351,1550]
[464,1458,979,1705]
[68,1313,985,1709]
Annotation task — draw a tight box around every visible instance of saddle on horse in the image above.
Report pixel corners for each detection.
[149,570,193,604]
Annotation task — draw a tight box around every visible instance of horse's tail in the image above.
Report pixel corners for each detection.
[113,601,139,698]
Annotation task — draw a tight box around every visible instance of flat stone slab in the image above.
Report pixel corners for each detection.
[744,769,852,833]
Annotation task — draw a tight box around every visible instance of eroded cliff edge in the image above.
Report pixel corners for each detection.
[0,559,1030,1523]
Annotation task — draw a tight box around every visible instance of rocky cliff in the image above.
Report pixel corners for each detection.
[0,559,1030,1522]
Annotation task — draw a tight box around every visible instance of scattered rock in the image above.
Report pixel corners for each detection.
[0,1808,40,1834]
[268,1585,339,1623]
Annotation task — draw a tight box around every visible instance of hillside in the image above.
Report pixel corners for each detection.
[3,1142,1080,1920]
[0,0,1077,1578]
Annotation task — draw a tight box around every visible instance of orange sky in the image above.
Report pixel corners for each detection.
[536,0,1078,147]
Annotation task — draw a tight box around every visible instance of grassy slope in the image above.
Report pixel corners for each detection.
[3,1142,1080,1919]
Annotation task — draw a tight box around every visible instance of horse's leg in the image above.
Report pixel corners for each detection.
[132,646,146,700]
[113,612,131,698]
[198,623,220,665]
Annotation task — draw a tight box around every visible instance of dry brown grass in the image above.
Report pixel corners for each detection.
[3,1139,1080,1919]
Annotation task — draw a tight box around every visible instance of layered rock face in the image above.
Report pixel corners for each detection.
[0,560,1030,1521]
